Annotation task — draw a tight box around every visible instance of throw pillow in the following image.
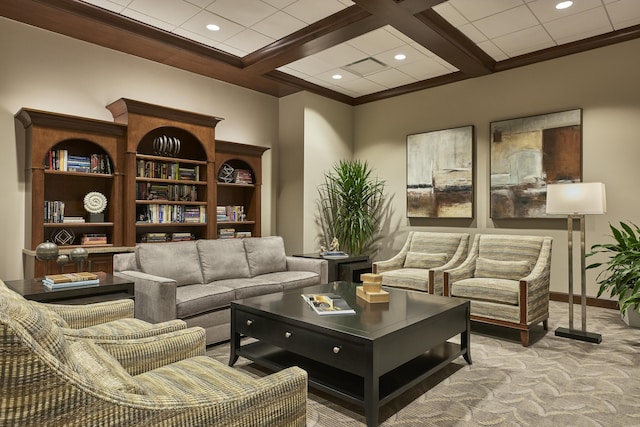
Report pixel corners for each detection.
[243,236,287,277]
[403,252,448,269]
[69,340,146,394]
[474,258,532,280]
[138,241,204,286]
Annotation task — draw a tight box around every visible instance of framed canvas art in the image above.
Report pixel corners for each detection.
[490,109,582,219]
[406,125,474,218]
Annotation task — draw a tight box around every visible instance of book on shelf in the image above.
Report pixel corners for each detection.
[62,216,85,223]
[233,169,253,184]
[301,294,356,316]
[44,272,99,284]
[235,231,252,238]
[218,227,236,239]
[81,233,107,245]
[44,200,65,223]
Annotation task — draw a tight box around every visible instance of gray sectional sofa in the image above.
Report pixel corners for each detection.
[113,236,327,345]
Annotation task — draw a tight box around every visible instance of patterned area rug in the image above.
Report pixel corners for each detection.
[207,301,640,426]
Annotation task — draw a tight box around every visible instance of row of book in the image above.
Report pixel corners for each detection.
[233,169,253,184]
[137,204,205,224]
[44,200,65,223]
[46,150,112,174]
[136,182,198,201]
[218,228,252,239]
[137,160,200,181]
[217,205,246,222]
[140,232,195,243]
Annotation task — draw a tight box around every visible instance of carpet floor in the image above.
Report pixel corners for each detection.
[206,301,640,426]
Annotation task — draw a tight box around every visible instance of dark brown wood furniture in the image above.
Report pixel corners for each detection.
[230,282,471,427]
[16,100,268,278]
[4,272,134,305]
[294,253,370,282]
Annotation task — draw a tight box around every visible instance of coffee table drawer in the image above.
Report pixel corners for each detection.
[236,310,365,374]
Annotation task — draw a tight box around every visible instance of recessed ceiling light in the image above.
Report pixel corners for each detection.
[332,74,343,80]
[394,54,406,61]
[555,1,573,10]
[206,24,220,31]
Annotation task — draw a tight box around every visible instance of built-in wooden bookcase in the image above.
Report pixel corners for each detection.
[215,140,268,239]
[106,98,221,246]
[16,108,126,277]
[17,100,268,278]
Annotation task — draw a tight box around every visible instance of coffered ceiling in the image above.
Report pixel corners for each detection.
[2,0,639,105]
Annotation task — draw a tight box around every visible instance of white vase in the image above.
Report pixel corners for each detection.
[622,307,640,328]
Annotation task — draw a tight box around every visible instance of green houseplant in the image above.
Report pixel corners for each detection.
[586,221,640,323]
[317,159,385,256]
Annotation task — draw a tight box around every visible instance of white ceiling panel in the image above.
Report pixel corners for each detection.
[314,44,369,68]
[445,0,524,22]
[473,5,539,40]
[251,11,307,39]
[607,0,640,29]
[527,0,603,23]
[127,0,200,26]
[180,10,245,43]
[397,57,453,80]
[492,25,555,57]
[120,8,176,32]
[206,0,277,27]
[365,68,416,88]
[282,0,351,24]
[346,27,406,56]
[223,28,275,54]
[543,7,612,45]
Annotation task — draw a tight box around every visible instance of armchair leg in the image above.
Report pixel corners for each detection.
[543,319,548,331]
[520,330,529,347]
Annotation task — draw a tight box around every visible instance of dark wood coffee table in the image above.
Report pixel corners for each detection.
[229,282,471,427]
[4,272,134,304]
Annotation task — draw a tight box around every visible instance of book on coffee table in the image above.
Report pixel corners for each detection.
[301,293,356,315]
[42,272,100,289]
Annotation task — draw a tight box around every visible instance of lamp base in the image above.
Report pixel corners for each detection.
[555,327,602,344]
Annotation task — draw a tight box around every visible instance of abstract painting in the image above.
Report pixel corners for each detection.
[407,125,474,218]
[490,109,582,218]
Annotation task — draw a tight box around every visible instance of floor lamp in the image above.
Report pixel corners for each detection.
[546,182,607,344]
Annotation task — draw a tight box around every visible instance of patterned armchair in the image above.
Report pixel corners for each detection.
[372,231,470,295]
[0,282,307,426]
[443,234,553,347]
[0,280,186,340]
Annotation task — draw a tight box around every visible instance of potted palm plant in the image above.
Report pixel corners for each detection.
[586,221,640,327]
[316,159,385,256]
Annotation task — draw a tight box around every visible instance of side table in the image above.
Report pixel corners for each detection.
[4,272,134,305]
[294,253,370,282]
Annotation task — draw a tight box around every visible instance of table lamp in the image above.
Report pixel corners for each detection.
[546,182,606,343]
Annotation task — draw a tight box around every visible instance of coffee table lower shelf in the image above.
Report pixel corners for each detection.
[236,340,465,408]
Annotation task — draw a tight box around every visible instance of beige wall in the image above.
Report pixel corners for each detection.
[353,38,640,297]
[0,18,279,280]
[277,92,353,255]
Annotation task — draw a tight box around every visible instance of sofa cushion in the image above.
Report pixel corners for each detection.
[450,278,520,305]
[197,239,250,282]
[243,236,287,277]
[69,340,146,394]
[403,252,447,269]
[137,241,204,286]
[474,258,532,280]
[176,284,236,318]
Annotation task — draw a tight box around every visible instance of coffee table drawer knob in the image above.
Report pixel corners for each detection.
[246,319,253,326]
[285,331,292,338]
[333,346,341,354]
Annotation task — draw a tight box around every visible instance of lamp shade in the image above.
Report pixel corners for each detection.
[546,182,607,215]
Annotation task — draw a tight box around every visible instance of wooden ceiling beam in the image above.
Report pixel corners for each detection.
[352,0,493,76]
